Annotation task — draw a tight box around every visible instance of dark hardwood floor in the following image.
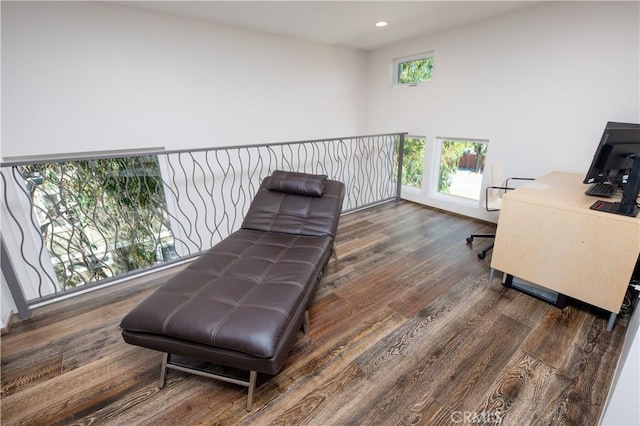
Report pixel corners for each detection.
[0,200,629,425]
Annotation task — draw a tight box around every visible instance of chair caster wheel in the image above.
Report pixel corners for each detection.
[477,252,486,260]
[466,237,473,244]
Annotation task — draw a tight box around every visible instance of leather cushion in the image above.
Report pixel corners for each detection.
[242,178,344,238]
[120,229,332,359]
[265,170,327,197]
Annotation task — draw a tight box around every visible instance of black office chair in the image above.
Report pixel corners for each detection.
[466,164,534,259]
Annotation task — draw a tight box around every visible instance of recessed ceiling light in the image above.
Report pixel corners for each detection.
[375,21,388,28]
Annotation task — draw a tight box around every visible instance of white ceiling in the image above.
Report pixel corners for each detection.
[116,1,541,51]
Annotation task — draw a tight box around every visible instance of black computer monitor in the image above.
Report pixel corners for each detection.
[584,121,640,217]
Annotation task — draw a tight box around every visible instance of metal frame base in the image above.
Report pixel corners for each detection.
[159,353,258,411]
[156,309,311,411]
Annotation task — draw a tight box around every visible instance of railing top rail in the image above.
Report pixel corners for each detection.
[2,130,405,307]
[0,132,408,168]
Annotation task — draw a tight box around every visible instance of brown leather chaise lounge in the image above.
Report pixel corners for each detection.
[120,170,345,411]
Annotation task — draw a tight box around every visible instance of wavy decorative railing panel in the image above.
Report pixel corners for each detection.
[1,133,406,313]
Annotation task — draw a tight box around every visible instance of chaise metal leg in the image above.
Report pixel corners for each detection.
[302,310,310,335]
[246,371,257,411]
[159,353,169,388]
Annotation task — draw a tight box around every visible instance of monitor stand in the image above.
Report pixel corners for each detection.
[590,200,640,217]
[590,155,640,217]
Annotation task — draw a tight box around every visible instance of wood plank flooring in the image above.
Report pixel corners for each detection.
[0,200,630,425]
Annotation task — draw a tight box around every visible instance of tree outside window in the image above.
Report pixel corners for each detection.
[23,156,175,289]
[396,136,426,188]
[396,53,434,85]
[438,140,487,201]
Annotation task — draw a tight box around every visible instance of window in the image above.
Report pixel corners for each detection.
[395,52,434,86]
[397,136,426,188]
[436,139,487,201]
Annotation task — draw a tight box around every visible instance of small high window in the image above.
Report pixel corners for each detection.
[395,53,434,86]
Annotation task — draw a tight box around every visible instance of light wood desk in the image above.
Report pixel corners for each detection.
[491,172,640,328]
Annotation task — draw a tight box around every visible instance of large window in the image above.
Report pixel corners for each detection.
[436,139,487,201]
[395,52,434,86]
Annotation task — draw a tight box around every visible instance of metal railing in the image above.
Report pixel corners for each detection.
[1,133,406,317]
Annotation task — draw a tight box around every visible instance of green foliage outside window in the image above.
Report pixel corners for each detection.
[398,57,434,85]
[26,157,169,288]
[438,141,486,193]
[394,136,425,188]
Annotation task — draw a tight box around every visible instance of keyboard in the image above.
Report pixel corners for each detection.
[585,182,616,198]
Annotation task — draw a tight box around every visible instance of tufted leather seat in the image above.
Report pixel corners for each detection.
[122,230,332,359]
[120,171,345,410]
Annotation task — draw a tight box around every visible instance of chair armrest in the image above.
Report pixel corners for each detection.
[505,177,534,188]
[485,178,534,211]
[485,186,510,211]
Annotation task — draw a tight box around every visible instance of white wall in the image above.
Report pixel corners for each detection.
[1,1,368,158]
[365,1,640,221]
[4,1,638,214]
[0,0,370,332]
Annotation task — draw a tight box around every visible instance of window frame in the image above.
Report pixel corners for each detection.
[393,51,434,87]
